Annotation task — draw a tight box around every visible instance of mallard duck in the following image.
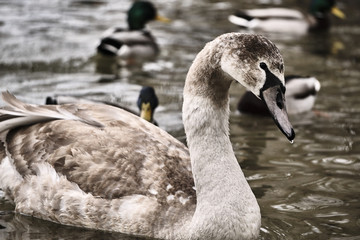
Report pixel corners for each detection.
[0,33,295,240]
[45,86,159,125]
[238,75,321,115]
[97,1,169,65]
[228,0,345,34]
[136,86,158,124]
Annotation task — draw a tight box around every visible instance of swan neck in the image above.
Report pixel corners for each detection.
[182,43,261,239]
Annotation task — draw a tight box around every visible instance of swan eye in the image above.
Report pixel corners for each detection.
[259,62,267,70]
[279,64,284,73]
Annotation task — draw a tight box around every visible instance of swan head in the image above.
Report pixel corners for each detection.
[220,33,295,142]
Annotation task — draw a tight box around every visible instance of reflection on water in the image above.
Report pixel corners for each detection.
[0,210,140,240]
[0,0,360,239]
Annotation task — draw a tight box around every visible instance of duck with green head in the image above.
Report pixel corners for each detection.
[228,0,345,34]
[97,1,169,66]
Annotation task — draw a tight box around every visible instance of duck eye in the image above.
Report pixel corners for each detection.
[260,62,267,70]
[279,64,284,73]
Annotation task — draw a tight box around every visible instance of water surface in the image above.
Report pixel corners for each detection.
[0,0,359,239]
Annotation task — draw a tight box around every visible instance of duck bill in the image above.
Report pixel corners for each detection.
[156,15,171,23]
[260,85,295,142]
[331,6,345,19]
[140,102,153,122]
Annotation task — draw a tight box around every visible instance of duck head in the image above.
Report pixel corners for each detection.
[137,86,159,123]
[310,0,345,19]
[220,33,295,142]
[127,1,170,30]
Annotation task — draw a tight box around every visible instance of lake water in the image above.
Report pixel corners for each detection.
[0,0,359,239]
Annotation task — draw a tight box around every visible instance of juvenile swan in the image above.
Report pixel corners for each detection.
[0,33,295,240]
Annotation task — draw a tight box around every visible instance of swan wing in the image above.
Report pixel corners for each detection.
[0,92,195,203]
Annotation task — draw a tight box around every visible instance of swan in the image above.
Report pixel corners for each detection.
[45,86,159,125]
[0,33,295,240]
[228,0,345,34]
[97,1,169,66]
[238,75,321,115]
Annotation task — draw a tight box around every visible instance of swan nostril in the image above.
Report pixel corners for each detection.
[276,91,284,109]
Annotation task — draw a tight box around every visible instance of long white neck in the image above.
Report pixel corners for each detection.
[182,43,261,239]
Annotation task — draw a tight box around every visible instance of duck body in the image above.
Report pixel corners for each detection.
[229,8,309,34]
[228,0,345,34]
[97,28,159,65]
[238,75,321,115]
[97,1,164,65]
[0,33,295,239]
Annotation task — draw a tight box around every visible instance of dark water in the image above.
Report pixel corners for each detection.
[0,0,360,239]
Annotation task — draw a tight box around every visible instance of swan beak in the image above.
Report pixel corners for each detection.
[331,6,346,19]
[156,15,171,23]
[260,85,295,142]
[140,102,153,122]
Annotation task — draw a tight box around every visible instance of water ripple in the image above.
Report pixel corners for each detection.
[311,157,360,175]
[301,176,360,193]
[272,194,344,212]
